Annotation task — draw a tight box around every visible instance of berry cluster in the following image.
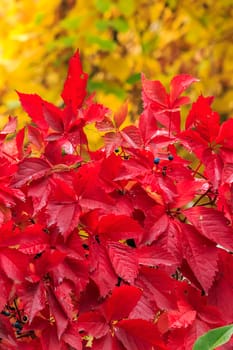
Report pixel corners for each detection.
[1,302,34,340]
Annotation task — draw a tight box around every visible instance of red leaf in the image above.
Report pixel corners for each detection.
[104,132,122,156]
[42,101,64,133]
[96,116,114,131]
[0,116,17,135]
[28,177,52,214]
[142,74,167,107]
[152,219,182,265]
[46,179,81,239]
[27,125,44,149]
[89,241,118,296]
[0,158,16,180]
[47,287,69,339]
[138,108,158,145]
[40,324,63,350]
[185,206,233,251]
[97,214,143,241]
[0,248,28,281]
[180,223,218,293]
[62,322,82,350]
[208,251,233,323]
[16,127,25,159]
[185,95,219,142]
[176,282,223,325]
[33,249,66,280]
[114,157,149,182]
[47,200,81,237]
[179,129,207,159]
[222,162,233,184]
[115,319,167,350]
[107,242,139,283]
[92,332,125,350]
[154,107,181,135]
[12,158,51,187]
[142,207,169,245]
[0,184,24,207]
[78,310,109,338]
[17,92,48,130]
[202,150,223,189]
[120,125,142,149]
[54,281,75,319]
[102,285,142,322]
[84,102,109,123]
[138,244,176,266]
[47,252,88,291]
[14,224,49,255]
[128,291,157,321]
[167,319,210,350]
[0,274,11,311]
[198,304,224,326]
[0,314,17,349]
[216,118,233,145]
[19,281,47,323]
[170,74,199,105]
[114,101,128,128]
[174,179,206,208]
[142,74,198,134]
[136,266,177,310]
[167,309,197,329]
[61,50,88,111]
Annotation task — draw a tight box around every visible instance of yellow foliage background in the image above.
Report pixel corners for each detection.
[0,0,233,128]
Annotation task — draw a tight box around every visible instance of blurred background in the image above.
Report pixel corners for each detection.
[0,0,233,127]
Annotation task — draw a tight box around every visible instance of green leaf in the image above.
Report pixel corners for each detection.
[95,19,111,31]
[87,80,126,100]
[95,0,112,13]
[111,18,129,32]
[166,0,178,10]
[193,324,233,350]
[126,73,141,85]
[87,80,109,93]
[118,0,135,16]
[58,36,75,47]
[95,18,128,33]
[34,13,44,25]
[60,16,82,30]
[87,36,116,52]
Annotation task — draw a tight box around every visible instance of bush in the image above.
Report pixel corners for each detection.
[1,1,233,124]
[0,51,233,349]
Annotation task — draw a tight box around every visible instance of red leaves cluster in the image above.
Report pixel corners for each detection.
[0,50,233,349]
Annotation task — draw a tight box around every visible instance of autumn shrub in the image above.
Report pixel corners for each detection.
[0,51,233,349]
[1,1,233,124]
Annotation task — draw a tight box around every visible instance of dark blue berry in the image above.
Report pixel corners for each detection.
[153,157,160,164]
[1,310,10,316]
[168,154,174,161]
[115,148,120,153]
[22,315,28,323]
[13,321,23,330]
